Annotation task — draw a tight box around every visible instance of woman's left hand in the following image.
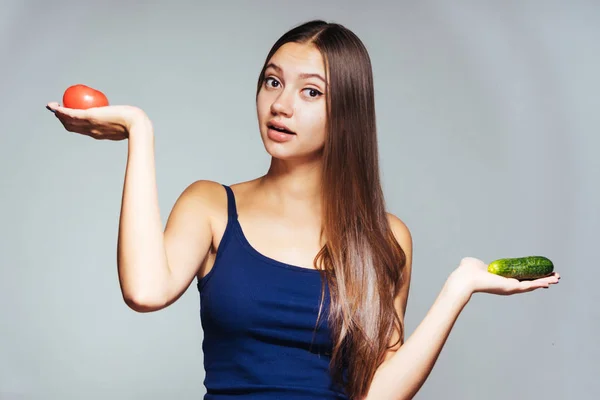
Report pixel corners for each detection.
[449,257,560,298]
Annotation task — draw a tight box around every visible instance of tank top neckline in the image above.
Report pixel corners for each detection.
[224,184,322,275]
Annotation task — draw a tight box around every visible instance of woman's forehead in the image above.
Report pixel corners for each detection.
[268,42,326,77]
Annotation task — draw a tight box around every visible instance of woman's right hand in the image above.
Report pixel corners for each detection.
[46,102,147,141]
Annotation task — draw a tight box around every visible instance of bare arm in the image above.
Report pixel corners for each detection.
[364,257,560,400]
[48,101,220,313]
[116,115,215,312]
[47,101,224,313]
[365,276,469,400]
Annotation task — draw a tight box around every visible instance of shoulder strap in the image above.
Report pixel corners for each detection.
[222,184,238,220]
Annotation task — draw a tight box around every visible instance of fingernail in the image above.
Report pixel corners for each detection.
[46,105,55,113]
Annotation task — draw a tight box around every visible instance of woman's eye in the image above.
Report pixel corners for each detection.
[265,77,280,88]
[303,88,323,98]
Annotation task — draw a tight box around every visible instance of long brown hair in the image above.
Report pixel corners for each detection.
[256,20,407,399]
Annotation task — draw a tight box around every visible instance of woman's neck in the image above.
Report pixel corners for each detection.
[259,156,323,211]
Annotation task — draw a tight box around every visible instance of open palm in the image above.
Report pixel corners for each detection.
[454,257,560,296]
[46,102,144,140]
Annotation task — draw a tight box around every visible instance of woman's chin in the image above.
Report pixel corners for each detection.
[263,145,297,161]
[264,146,324,166]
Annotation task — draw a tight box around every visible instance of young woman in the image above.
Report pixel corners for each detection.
[46,20,559,400]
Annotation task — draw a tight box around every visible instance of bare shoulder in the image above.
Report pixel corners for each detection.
[385,212,413,285]
[386,212,413,253]
[383,212,413,356]
[166,180,227,239]
[179,179,226,205]
[174,178,260,227]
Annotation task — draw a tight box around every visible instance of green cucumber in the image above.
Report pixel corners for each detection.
[487,256,554,280]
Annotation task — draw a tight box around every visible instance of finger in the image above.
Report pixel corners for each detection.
[46,102,77,116]
[521,280,551,292]
[535,273,560,285]
[49,103,91,120]
[46,102,60,113]
[47,102,69,117]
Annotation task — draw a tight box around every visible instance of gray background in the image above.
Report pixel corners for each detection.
[1,0,597,399]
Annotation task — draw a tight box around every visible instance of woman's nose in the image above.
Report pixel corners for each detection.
[270,91,294,117]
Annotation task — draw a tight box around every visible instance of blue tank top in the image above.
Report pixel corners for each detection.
[196,184,349,399]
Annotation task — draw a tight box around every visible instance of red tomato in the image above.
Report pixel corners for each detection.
[62,84,109,109]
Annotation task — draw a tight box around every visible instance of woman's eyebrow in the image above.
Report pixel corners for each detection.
[266,63,326,84]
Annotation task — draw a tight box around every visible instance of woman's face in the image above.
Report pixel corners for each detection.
[256,42,328,162]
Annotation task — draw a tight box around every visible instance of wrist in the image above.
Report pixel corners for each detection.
[444,271,473,305]
[126,109,154,142]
